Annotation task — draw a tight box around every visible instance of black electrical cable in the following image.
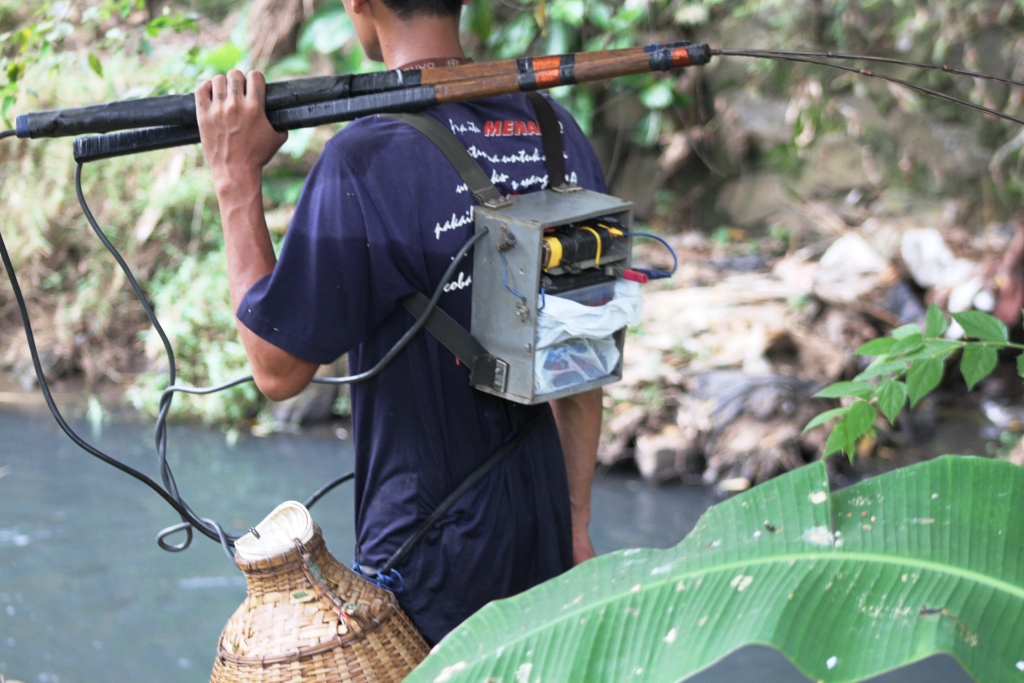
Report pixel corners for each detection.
[74,163,231,552]
[377,410,546,575]
[0,145,486,559]
[70,163,485,557]
[303,471,356,509]
[0,188,231,551]
[0,130,15,140]
[145,219,488,528]
[73,164,195,523]
[309,228,489,385]
[0,156,227,555]
[713,49,1024,127]
[716,48,1024,90]
[149,220,486,543]
[71,160,487,555]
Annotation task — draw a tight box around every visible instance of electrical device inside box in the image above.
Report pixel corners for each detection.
[469,187,635,405]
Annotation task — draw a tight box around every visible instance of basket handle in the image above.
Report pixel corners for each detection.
[293,539,363,636]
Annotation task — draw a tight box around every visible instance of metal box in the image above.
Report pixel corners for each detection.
[470,188,634,404]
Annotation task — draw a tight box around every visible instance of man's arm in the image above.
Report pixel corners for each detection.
[550,388,603,565]
[195,69,318,401]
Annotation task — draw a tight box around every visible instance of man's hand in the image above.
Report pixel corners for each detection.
[551,388,603,565]
[194,70,316,402]
[195,70,287,188]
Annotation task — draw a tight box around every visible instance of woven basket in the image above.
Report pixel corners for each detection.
[210,507,429,683]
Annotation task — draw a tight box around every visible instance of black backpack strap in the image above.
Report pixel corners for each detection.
[383,112,511,209]
[400,291,508,392]
[525,91,579,192]
[383,111,511,392]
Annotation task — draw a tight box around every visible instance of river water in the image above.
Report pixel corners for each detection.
[0,407,973,683]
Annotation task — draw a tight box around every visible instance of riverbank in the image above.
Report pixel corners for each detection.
[5,208,1023,491]
[5,4,1024,485]
[5,4,1024,447]
[603,210,1024,489]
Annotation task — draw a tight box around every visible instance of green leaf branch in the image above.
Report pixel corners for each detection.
[0,0,198,126]
[805,303,1024,461]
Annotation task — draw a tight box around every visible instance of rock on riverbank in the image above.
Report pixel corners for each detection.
[606,201,1024,488]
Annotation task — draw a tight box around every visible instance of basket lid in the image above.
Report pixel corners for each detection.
[234,501,314,561]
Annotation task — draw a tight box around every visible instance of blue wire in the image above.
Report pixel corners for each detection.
[351,562,405,592]
[539,286,546,311]
[499,251,527,299]
[623,231,678,279]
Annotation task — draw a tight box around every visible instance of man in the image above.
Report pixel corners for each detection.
[195,0,604,644]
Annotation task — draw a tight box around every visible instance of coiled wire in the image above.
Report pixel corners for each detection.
[74,160,485,556]
[0,138,483,561]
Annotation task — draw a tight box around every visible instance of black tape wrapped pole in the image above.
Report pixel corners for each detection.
[73,86,441,164]
[73,44,713,163]
[18,41,698,139]
[16,71,423,139]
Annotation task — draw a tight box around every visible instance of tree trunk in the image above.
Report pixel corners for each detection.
[145,0,170,19]
[247,0,316,69]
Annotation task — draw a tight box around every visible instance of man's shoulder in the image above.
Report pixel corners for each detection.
[317,114,454,184]
[427,94,582,138]
[325,115,425,159]
[324,95,586,150]
[313,95,601,194]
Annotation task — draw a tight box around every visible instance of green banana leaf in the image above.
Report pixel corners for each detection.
[406,456,1024,683]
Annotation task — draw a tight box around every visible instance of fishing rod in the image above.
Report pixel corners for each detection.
[14,39,696,139]
[2,41,1023,558]
[70,43,712,162]
[18,42,1024,143]
[61,42,1024,164]
[716,48,1024,89]
[713,48,1024,126]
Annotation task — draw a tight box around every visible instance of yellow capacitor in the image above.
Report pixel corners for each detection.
[543,235,564,269]
[579,226,603,266]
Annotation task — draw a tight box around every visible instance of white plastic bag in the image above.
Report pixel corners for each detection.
[535,280,644,348]
[533,280,644,394]
[535,337,620,394]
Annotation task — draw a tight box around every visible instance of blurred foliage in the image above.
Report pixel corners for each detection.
[127,240,264,424]
[3,0,1024,426]
[464,0,698,135]
[463,0,1024,187]
[0,6,260,421]
[0,0,200,125]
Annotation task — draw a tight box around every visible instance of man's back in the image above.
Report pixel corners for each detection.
[236,93,606,641]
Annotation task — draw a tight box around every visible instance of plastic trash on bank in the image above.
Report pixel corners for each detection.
[534,280,644,395]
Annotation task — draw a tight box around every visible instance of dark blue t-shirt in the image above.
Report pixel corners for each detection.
[237,93,606,644]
